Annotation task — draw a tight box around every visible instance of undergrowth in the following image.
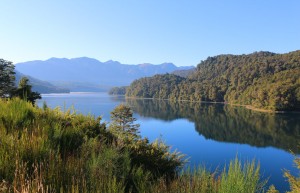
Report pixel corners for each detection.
[0,98,275,192]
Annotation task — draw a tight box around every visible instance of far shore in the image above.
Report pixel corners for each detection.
[122,95,300,114]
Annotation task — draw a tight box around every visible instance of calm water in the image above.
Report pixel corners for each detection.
[38,92,300,192]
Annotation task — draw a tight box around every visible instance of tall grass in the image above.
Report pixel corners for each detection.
[219,157,266,193]
[0,98,270,192]
[284,155,300,193]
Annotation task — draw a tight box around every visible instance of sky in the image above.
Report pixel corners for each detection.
[0,1,299,66]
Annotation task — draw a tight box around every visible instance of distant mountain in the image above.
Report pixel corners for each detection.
[15,57,194,91]
[15,71,69,94]
[49,81,111,92]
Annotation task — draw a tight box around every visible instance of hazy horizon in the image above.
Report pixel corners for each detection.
[15,49,300,67]
[15,56,186,67]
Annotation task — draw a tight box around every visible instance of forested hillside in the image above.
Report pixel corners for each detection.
[127,74,186,99]
[172,68,195,78]
[109,86,128,95]
[126,51,300,111]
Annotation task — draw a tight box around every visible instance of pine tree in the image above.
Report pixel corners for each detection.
[109,104,140,140]
[13,77,41,104]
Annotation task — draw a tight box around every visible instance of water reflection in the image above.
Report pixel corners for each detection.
[122,98,300,154]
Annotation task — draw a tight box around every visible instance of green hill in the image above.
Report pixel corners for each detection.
[126,51,300,111]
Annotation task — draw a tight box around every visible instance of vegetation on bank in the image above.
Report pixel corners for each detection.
[0,99,299,192]
[0,59,41,104]
[0,99,183,192]
[109,86,128,95]
[126,51,300,111]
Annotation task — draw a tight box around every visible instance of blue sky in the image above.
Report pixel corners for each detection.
[1,1,299,66]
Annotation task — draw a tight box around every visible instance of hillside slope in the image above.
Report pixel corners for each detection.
[126,51,300,111]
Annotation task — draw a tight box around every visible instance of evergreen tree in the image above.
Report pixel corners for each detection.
[109,104,140,140]
[13,77,41,104]
[0,59,15,98]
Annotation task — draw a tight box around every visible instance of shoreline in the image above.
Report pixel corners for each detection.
[123,95,300,114]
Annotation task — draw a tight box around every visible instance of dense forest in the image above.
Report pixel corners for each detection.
[109,86,128,95]
[126,51,300,111]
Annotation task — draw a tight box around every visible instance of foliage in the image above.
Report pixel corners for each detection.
[237,69,300,111]
[126,51,300,111]
[13,77,41,104]
[0,59,15,98]
[0,99,184,192]
[0,99,274,192]
[110,104,140,138]
[0,59,42,104]
[109,86,128,95]
[126,73,186,99]
[172,68,196,78]
[219,157,266,193]
[267,185,279,193]
[284,155,300,193]
[109,104,185,180]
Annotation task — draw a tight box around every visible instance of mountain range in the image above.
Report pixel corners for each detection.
[15,57,194,92]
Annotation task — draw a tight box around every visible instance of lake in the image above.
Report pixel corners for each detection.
[38,92,300,192]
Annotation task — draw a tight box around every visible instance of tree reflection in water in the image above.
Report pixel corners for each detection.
[122,98,300,154]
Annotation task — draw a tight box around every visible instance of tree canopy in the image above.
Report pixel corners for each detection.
[0,59,15,97]
[109,104,140,140]
[13,77,41,104]
[126,51,300,111]
[109,86,128,95]
[0,59,41,104]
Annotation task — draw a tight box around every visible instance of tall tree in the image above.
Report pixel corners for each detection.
[109,104,140,140]
[0,59,15,98]
[14,77,41,104]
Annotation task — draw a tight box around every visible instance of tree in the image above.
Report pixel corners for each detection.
[109,104,140,140]
[126,50,300,111]
[0,59,15,98]
[13,77,41,104]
